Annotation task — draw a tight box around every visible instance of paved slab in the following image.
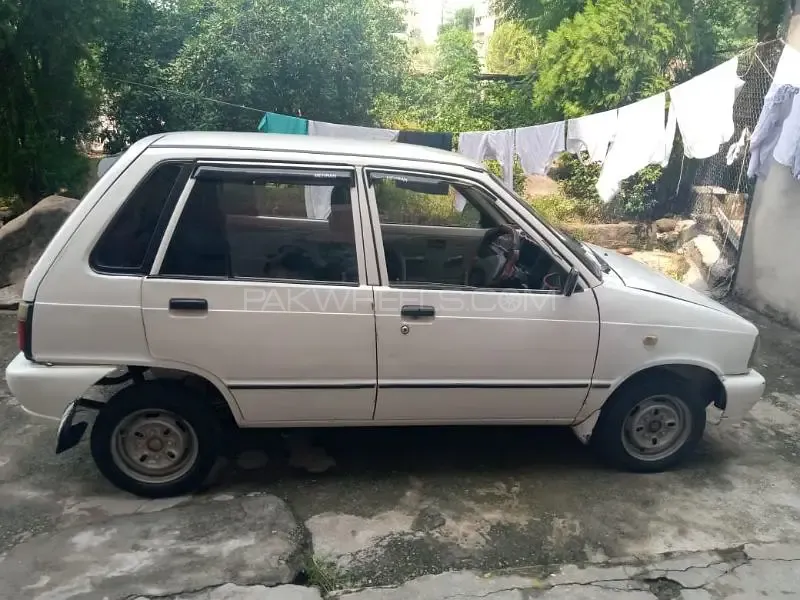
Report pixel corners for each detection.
[0,494,304,600]
[2,302,800,597]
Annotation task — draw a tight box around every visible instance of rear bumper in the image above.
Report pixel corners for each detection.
[5,353,116,420]
[711,369,766,424]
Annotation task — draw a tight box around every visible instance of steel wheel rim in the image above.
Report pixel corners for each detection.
[111,409,199,485]
[621,395,692,462]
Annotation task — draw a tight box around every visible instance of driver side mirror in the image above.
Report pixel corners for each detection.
[563,268,580,297]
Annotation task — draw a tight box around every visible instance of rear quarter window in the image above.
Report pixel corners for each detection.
[90,162,187,274]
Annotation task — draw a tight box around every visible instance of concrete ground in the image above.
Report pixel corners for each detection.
[2,302,800,599]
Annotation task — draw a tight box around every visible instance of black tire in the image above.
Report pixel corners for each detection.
[90,381,221,498]
[590,375,706,472]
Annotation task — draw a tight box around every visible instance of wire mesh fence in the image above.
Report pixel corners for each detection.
[657,40,784,298]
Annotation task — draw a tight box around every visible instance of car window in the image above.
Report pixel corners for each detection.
[91,162,186,274]
[369,171,567,292]
[159,167,361,284]
[372,173,484,228]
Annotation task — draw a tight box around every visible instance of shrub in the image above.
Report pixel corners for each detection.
[549,152,663,222]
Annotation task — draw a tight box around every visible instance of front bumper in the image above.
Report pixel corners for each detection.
[709,369,766,425]
[5,352,116,420]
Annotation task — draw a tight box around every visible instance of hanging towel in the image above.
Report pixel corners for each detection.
[257,112,309,135]
[456,129,515,212]
[397,131,454,150]
[773,92,800,180]
[458,130,515,185]
[305,121,399,219]
[668,58,744,159]
[566,109,619,163]
[514,122,566,176]
[596,94,670,203]
[308,121,399,142]
[748,85,800,179]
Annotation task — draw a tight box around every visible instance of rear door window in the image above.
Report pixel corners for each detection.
[91,162,188,274]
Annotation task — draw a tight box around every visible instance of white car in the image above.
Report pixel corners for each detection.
[5,132,764,497]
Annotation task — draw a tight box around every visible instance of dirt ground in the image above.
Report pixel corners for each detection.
[2,302,800,598]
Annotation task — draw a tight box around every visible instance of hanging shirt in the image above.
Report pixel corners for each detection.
[257,112,309,135]
[748,85,800,179]
[514,122,566,176]
[397,131,453,151]
[667,58,744,159]
[773,92,800,180]
[305,121,399,219]
[566,109,619,163]
[596,94,670,203]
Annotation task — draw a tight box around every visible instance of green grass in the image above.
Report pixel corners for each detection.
[303,556,353,595]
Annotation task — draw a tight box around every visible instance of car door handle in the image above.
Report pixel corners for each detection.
[401,305,435,318]
[169,298,208,311]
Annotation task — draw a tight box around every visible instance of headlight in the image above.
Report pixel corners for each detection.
[748,333,760,369]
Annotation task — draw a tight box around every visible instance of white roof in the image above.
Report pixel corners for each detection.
[151,131,482,171]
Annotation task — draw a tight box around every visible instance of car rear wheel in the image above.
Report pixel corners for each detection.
[90,381,220,498]
[591,376,706,472]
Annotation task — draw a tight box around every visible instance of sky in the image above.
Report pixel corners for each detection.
[407,0,479,44]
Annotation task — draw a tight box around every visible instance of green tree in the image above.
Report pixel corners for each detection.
[0,0,106,204]
[532,0,691,119]
[440,6,475,34]
[98,0,407,147]
[491,0,588,33]
[485,21,539,75]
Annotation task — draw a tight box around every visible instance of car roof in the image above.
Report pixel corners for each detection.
[151,131,484,171]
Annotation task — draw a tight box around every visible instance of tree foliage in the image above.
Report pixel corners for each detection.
[533,0,691,119]
[0,0,105,203]
[99,0,406,151]
[486,21,539,75]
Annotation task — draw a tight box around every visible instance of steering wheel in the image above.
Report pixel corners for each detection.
[467,225,522,287]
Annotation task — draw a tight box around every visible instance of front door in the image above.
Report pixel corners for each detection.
[141,163,377,425]
[364,169,600,423]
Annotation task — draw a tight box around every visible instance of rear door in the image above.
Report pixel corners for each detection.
[364,169,601,423]
[141,162,377,425]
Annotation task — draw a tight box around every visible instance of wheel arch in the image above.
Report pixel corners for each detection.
[573,361,725,444]
[95,362,243,427]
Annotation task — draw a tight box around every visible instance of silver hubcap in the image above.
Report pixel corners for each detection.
[111,409,198,484]
[621,395,691,462]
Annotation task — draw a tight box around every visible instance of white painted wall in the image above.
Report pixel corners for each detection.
[735,16,800,325]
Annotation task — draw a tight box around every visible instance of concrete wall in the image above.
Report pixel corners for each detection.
[736,161,800,326]
[735,15,800,326]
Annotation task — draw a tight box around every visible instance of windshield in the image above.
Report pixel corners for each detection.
[488,173,604,280]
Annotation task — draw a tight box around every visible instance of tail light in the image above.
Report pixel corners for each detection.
[17,301,32,359]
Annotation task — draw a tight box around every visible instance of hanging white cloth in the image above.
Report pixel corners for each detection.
[566,109,619,163]
[773,92,800,180]
[769,44,800,98]
[596,94,670,203]
[514,122,566,176]
[748,85,800,179]
[457,130,515,185]
[667,58,744,160]
[305,121,399,219]
[456,129,515,212]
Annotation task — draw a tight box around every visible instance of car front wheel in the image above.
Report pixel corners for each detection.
[591,376,706,472]
[90,381,221,498]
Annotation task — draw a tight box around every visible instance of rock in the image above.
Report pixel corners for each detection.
[524,175,560,198]
[0,495,305,599]
[656,230,679,247]
[562,222,653,250]
[654,217,678,233]
[412,507,446,532]
[675,219,698,244]
[0,195,79,307]
[160,583,323,600]
[617,247,635,255]
[0,284,21,310]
